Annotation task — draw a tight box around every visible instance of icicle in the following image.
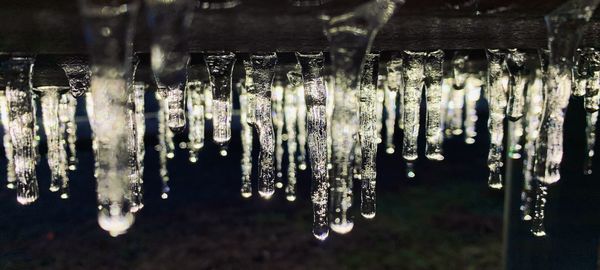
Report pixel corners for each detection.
[3,57,39,204]
[80,0,140,236]
[358,53,380,219]
[205,53,235,149]
[387,54,404,131]
[375,77,385,144]
[506,49,528,121]
[531,180,548,236]
[283,81,299,202]
[0,90,16,189]
[238,83,253,198]
[126,87,142,212]
[352,143,362,180]
[383,73,397,154]
[584,112,597,175]
[85,92,99,179]
[324,0,401,234]
[242,60,255,125]
[156,93,171,198]
[58,94,78,171]
[584,49,600,112]
[132,83,146,210]
[573,49,589,97]
[521,69,544,221]
[326,76,335,170]
[59,56,91,97]
[146,0,194,133]
[272,81,285,185]
[402,51,426,162]
[249,53,278,199]
[424,50,444,161]
[464,75,483,144]
[203,82,213,120]
[485,49,509,189]
[506,49,529,160]
[535,0,599,185]
[288,69,308,171]
[39,87,70,198]
[186,81,204,163]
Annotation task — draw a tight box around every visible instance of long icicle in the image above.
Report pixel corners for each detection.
[186,81,205,163]
[157,93,171,199]
[324,0,402,234]
[424,50,444,161]
[521,68,544,221]
[283,81,298,202]
[80,0,140,236]
[485,49,509,189]
[531,0,599,237]
[506,49,528,160]
[249,53,278,199]
[296,52,329,239]
[133,82,146,210]
[238,82,253,198]
[40,87,70,199]
[272,81,285,185]
[358,53,380,219]
[402,51,426,162]
[59,94,78,171]
[3,57,39,204]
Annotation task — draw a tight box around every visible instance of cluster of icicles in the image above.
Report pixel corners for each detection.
[1,0,599,239]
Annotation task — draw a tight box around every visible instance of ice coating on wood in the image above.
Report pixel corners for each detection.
[59,56,91,97]
[249,53,277,199]
[402,51,426,161]
[424,50,444,161]
[485,49,509,189]
[40,87,70,199]
[358,53,379,219]
[186,81,205,163]
[205,53,235,146]
[3,57,39,205]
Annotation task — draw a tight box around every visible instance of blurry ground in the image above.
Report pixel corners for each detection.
[0,117,505,270]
